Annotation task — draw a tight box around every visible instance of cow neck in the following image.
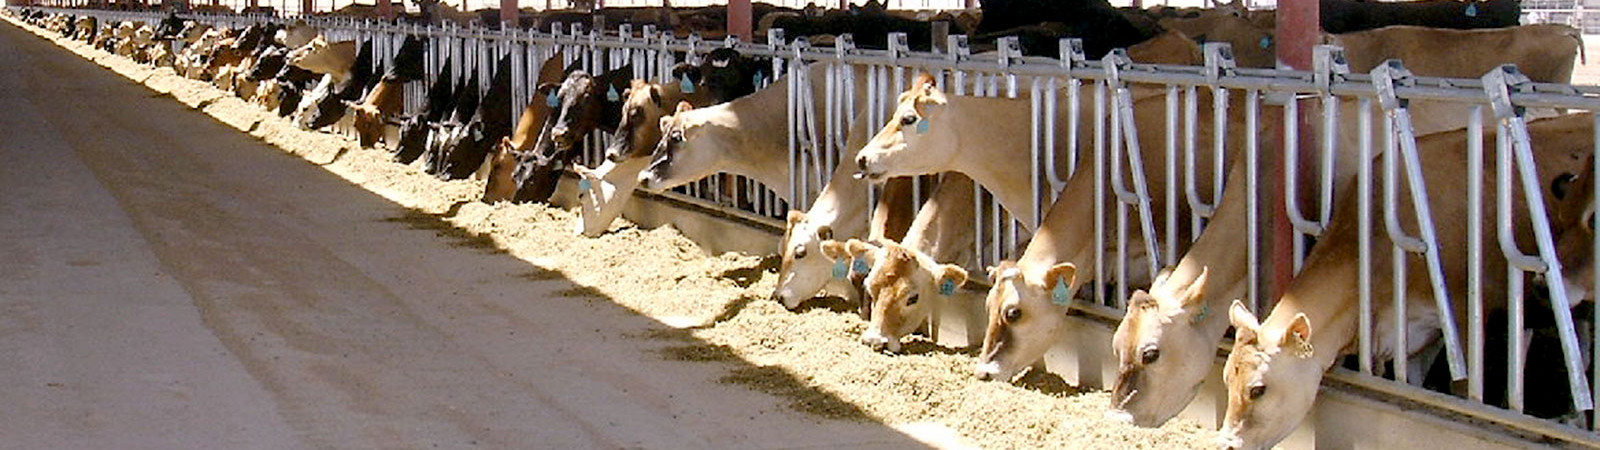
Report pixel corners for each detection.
[937,95,1039,227]
[901,174,974,257]
[1154,163,1251,338]
[695,79,792,198]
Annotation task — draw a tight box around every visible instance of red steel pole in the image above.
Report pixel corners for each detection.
[1271,0,1320,299]
[728,0,751,41]
[500,0,515,27]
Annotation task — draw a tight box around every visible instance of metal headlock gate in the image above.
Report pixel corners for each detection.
[22,5,1600,441]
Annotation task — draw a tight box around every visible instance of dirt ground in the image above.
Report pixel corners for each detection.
[1,16,1218,450]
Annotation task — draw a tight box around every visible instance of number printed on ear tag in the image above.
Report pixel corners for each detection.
[939,278,957,296]
[1051,277,1071,306]
[832,260,849,280]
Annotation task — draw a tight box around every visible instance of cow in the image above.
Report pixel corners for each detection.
[1330,24,1584,84]
[1158,9,1275,68]
[1320,0,1519,34]
[350,35,427,148]
[1217,113,1594,450]
[275,19,318,50]
[395,59,458,164]
[970,0,1156,58]
[566,78,715,231]
[669,47,773,107]
[292,40,374,130]
[637,60,871,200]
[483,51,572,203]
[1550,155,1597,306]
[823,172,978,352]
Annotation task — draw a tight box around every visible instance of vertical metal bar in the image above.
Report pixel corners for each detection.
[1164,85,1178,265]
[1468,106,1485,401]
[1358,97,1374,375]
[1246,89,1259,312]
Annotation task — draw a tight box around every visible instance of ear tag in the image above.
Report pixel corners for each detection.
[752,71,765,86]
[1258,36,1271,49]
[1465,3,1478,17]
[1190,303,1209,325]
[679,75,696,93]
[939,278,957,296]
[832,259,849,280]
[606,85,620,102]
[545,90,559,107]
[577,178,592,191]
[852,258,871,275]
[1050,277,1071,306]
[915,119,930,134]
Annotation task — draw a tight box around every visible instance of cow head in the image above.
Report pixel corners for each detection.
[829,239,968,353]
[275,19,318,49]
[1219,300,1320,450]
[483,137,521,203]
[542,65,633,151]
[670,47,772,104]
[1549,155,1597,305]
[855,74,952,183]
[387,35,428,83]
[247,46,288,82]
[1109,268,1214,426]
[572,156,651,237]
[975,260,1078,382]
[773,210,844,309]
[638,101,733,193]
[604,80,676,162]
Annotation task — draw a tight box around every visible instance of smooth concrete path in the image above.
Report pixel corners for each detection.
[0,20,933,450]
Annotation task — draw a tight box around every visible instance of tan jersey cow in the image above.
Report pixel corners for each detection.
[823,172,977,352]
[572,79,714,235]
[1218,113,1594,450]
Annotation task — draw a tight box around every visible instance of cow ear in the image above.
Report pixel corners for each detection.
[1229,299,1260,343]
[1283,313,1315,358]
[1044,263,1078,292]
[1179,267,1209,309]
[670,62,700,83]
[1553,172,1578,200]
[844,239,880,261]
[1129,290,1159,310]
[818,240,848,261]
[648,85,663,107]
[786,210,807,227]
[936,264,968,292]
[675,100,694,114]
[562,58,582,75]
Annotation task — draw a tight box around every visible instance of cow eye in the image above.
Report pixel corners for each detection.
[1003,305,1022,323]
[900,114,918,126]
[905,295,919,306]
[1141,347,1159,365]
[794,246,807,259]
[1248,385,1266,400]
[670,130,684,142]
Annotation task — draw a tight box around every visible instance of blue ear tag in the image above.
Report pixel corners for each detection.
[545,90,559,107]
[915,119,930,134]
[606,85,620,102]
[679,75,696,93]
[577,178,592,191]
[832,260,849,280]
[1190,303,1210,324]
[1258,36,1271,49]
[752,71,765,86]
[1465,3,1478,16]
[939,278,957,296]
[1050,276,1071,306]
[852,258,871,275]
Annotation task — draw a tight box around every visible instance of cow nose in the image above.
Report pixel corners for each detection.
[855,155,869,172]
[860,333,889,351]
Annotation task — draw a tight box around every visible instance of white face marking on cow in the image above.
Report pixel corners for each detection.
[1219,302,1319,450]
[854,76,952,182]
[1110,268,1215,427]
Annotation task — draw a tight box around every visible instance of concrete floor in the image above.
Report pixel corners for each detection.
[0,20,940,450]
